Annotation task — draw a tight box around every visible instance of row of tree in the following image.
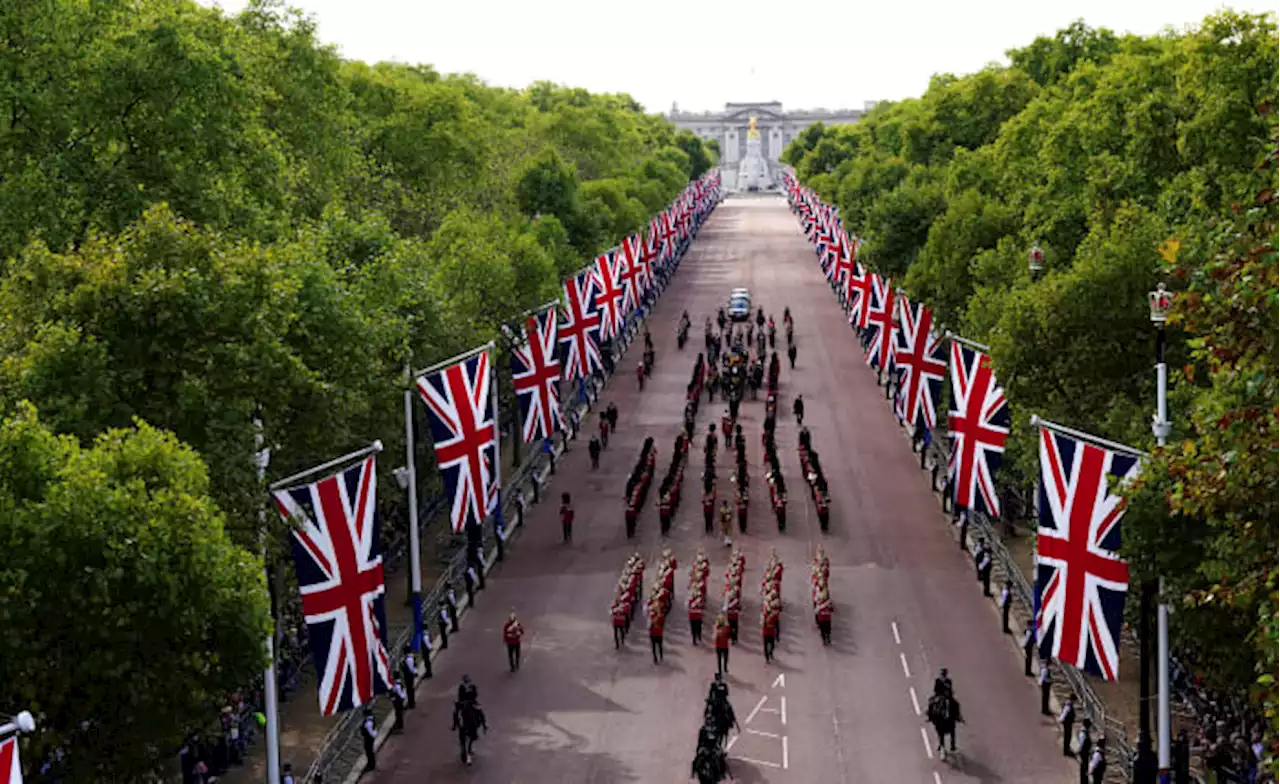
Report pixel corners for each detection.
[783,12,1277,755]
[0,0,715,779]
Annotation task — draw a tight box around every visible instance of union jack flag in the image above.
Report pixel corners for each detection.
[946,342,1010,516]
[615,234,647,311]
[593,248,626,340]
[1,736,21,784]
[560,270,602,381]
[1034,427,1139,681]
[417,350,499,533]
[512,307,563,443]
[274,455,393,716]
[863,276,896,371]
[894,298,947,430]
[639,226,659,284]
[846,262,873,329]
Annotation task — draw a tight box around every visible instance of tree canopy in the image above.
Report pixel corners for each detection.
[784,11,1278,749]
[0,0,714,777]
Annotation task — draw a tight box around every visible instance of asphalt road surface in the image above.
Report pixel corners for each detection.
[363,195,1074,783]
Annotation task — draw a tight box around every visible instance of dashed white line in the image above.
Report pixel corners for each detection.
[909,686,922,716]
[744,694,768,725]
[746,729,781,738]
[933,772,943,784]
[920,727,934,759]
[891,621,902,645]
[900,652,912,679]
[780,696,787,726]
[782,735,789,770]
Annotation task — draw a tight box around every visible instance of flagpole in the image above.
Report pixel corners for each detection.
[414,343,493,380]
[1028,415,1148,458]
[268,441,384,492]
[253,416,281,784]
[402,364,424,654]
[942,331,991,353]
[488,341,505,543]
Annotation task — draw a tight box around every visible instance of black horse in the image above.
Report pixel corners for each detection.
[691,742,729,783]
[451,699,487,765]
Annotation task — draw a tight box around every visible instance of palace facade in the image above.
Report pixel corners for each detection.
[667,101,876,164]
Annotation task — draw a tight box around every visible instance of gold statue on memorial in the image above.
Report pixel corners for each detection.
[747,114,760,139]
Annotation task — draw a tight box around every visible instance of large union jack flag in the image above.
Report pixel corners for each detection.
[894,298,947,430]
[512,307,563,443]
[639,227,659,287]
[593,248,626,340]
[417,350,499,533]
[863,276,897,371]
[560,270,602,381]
[846,262,874,329]
[1034,427,1139,681]
[274,455,393,716]
[947,342,1010,516]
[1,735,22,784]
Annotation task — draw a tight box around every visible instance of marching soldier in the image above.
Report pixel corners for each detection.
[762,602,778,663]
[625,491,639,539]
[702,478,716,534]
[612,597,628,649]
[814,588,833,645]
[688,584,705,644]
[793,395,805,426]
[599,410,610,448]
[787,341,797,369]
[719,499,733,546]
[706,423,718,459]
[725,588,741,644]
[588,435,601,469]
[606,402,618,433]
[735,489,748,534]
[503,610,525,673]
[714,613,731,674]
[658,486,673,535]
[648,597,666,664]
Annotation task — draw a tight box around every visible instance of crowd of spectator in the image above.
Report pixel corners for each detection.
[1172,655,1273,784]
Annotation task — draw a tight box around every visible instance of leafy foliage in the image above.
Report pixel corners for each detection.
[0,0,714,776]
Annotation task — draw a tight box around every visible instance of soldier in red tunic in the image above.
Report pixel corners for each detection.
[647,597,666,664]
[611,598,628,649]
[724,587,741,645]
[658,486,673,535]
[762,603,778,662]
[814,589,833,645]
[735,490,748,535]
[714,613,731,674]
[503,610,525,672]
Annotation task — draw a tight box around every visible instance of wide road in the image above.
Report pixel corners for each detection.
[364,196,1074,783]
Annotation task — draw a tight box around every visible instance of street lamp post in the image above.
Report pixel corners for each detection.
[1149,283,1174,783]
[252,417,281,784]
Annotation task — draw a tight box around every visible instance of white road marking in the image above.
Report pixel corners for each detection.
[744,695,768,725]
[726,734,739,751]
[934,772,943,784]
[730,755,782,769]
[746,729,781,738]
[909,686,922,716]
[773,673,785,688]
[782,735,789,770]
[759,707,779,714]
[921,727,935,759]
[900,652,912,679]
[780,696,787,726]
[891,621,901,645]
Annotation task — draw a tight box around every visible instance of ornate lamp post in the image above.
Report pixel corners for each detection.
[1148,282,1174,784]
[1028,242,1045,278]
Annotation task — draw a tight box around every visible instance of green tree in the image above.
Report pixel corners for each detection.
[0,402,269,781]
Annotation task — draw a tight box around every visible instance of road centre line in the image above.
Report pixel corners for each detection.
[934,772,943,784]
[891,621,901,645]
[909,686,921,716]
[920,727,934,759]
[900,652,912,679]
[780,696,787,726]
[782,735,789,770]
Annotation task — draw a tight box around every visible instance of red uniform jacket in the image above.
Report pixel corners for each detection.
[560,505,575,527]
[503,620,524,645]
[714,624,731,649]
[762,614,778,638]
[815,603,833,623]
[687,593,704,621]
[648,611,665,638]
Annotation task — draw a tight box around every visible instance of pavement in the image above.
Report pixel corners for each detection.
[355,196,1077,783]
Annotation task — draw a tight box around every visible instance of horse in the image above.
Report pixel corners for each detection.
[451,699,487,765]
[926,693,962,757]
[691,743,729,783]
[704,695,738,749]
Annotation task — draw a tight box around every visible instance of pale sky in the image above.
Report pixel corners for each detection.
[205,0,1275,113]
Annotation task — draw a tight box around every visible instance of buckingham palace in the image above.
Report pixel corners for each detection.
[667,101,878,164]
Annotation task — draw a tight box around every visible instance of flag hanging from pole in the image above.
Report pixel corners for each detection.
[946,342,1010,516]
[893,298,947,430]
[416,348,499,533]
[512,307,563,443]
[273,455,393,716]
[1034,426,1138,681]
[559,270,602,381]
